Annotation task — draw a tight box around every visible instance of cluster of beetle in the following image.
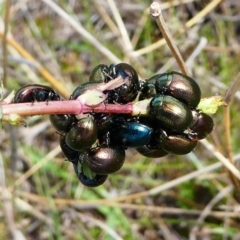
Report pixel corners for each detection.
[12,63,214,187]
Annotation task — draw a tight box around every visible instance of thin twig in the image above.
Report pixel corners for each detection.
[200,139,240,181]
[150,2,189,75]
[224,106,240,195]
[223,72,240,198]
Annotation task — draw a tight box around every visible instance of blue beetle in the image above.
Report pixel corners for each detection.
[110,118,153,148]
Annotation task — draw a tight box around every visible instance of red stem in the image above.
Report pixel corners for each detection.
[1,100,133,116]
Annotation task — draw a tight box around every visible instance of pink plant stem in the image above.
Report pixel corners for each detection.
[1,100,133,116]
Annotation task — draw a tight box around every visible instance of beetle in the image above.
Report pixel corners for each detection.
[155,129,198,155]
[190,110,214,139]
[139,82,157,101]
[135,134,169,158]
[72,161,108,187]
[91,113,113,132]
[105,63,140,103]
[149,71,201,108]
[65,117,97,151]
[110,119,153,148]
[149,95,193,132]
[59,135,80,164]
[75,171,108,187]
[136,145,168,158]
[88,63,140,103]
[89,64,109,82]
[133,129,167,158]
[13,84,60,103]
[84,145,125,175]
[49,114,77,133]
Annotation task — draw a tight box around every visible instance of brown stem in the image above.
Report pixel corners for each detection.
[150,2,189,76]
[224,99,240,200]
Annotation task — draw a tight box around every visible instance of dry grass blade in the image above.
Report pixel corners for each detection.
[185,37,208,73]
[94,1,119,37]
[185,0,223,28]
[107,0,133,53]
[200,139,240,181]
[104,0,146,77]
